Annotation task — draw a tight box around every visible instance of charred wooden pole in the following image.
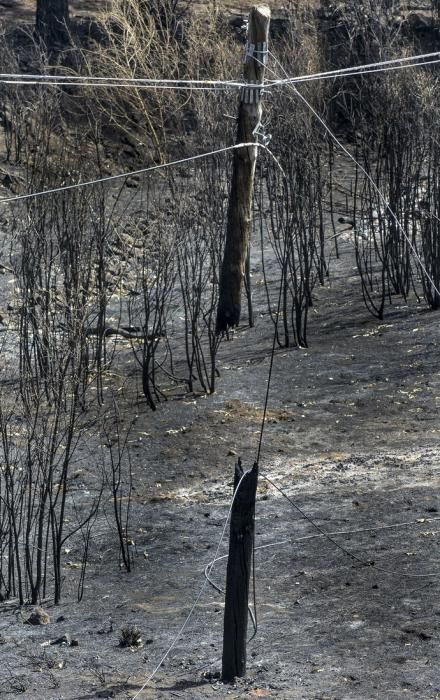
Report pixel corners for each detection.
[216,5,271,334]
[222,460,259,681]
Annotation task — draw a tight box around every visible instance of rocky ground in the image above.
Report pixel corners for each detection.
[0,172,439,699]
[0,3,439,699]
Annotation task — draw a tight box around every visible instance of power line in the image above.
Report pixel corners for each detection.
[267,50,440,87]
[0,72,247,88]
[278,57,440,87]
[254,48,440,462]
[255,197,289,466]
[264,51,440,302]
[0,79,236,91]
[0,50,438,92]
[0,142,283,206]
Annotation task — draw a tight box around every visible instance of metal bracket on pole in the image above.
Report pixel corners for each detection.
[240,80,263,105]
[240,41,268,104]
[252,120,272,146]
[245,41,268,65]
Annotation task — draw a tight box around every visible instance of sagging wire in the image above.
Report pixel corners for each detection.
[261,473,440,579]
[0,142,284,206]
[247,46,440,637]
[204,515,440,586]
[264,49,440,301]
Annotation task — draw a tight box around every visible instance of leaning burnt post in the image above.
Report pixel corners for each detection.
[216,5,271,334]
[222,460,258,681]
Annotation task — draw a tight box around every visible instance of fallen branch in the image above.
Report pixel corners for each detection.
[85,326,165,340]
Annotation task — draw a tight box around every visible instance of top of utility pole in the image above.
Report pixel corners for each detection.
[248,5,271,35]
[254,5,271,16]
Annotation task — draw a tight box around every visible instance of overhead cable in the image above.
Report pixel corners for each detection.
[264,51,440,302]
[267,49,440,87]
[0,50,439,91]
[0,79,236,91]
[0,142,283,206]
[0,72,247,88]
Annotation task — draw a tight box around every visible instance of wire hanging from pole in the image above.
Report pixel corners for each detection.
[264,51,440,302]
[0,142,284,206]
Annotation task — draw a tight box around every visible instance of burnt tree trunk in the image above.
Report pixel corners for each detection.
[216,5,271,334]
[36,0,70,49]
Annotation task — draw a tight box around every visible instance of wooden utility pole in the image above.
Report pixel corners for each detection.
[216,5,271,335]
[222,460,258,682]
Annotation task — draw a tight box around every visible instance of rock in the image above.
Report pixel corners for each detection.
[1,174,14,190]
[0,170,24,193]
[96,688,117,698]
[51,633,71,646]
[406,13,431,31]
[25,607,51,625]
[227,448,238,456]
[338,216,355,227]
